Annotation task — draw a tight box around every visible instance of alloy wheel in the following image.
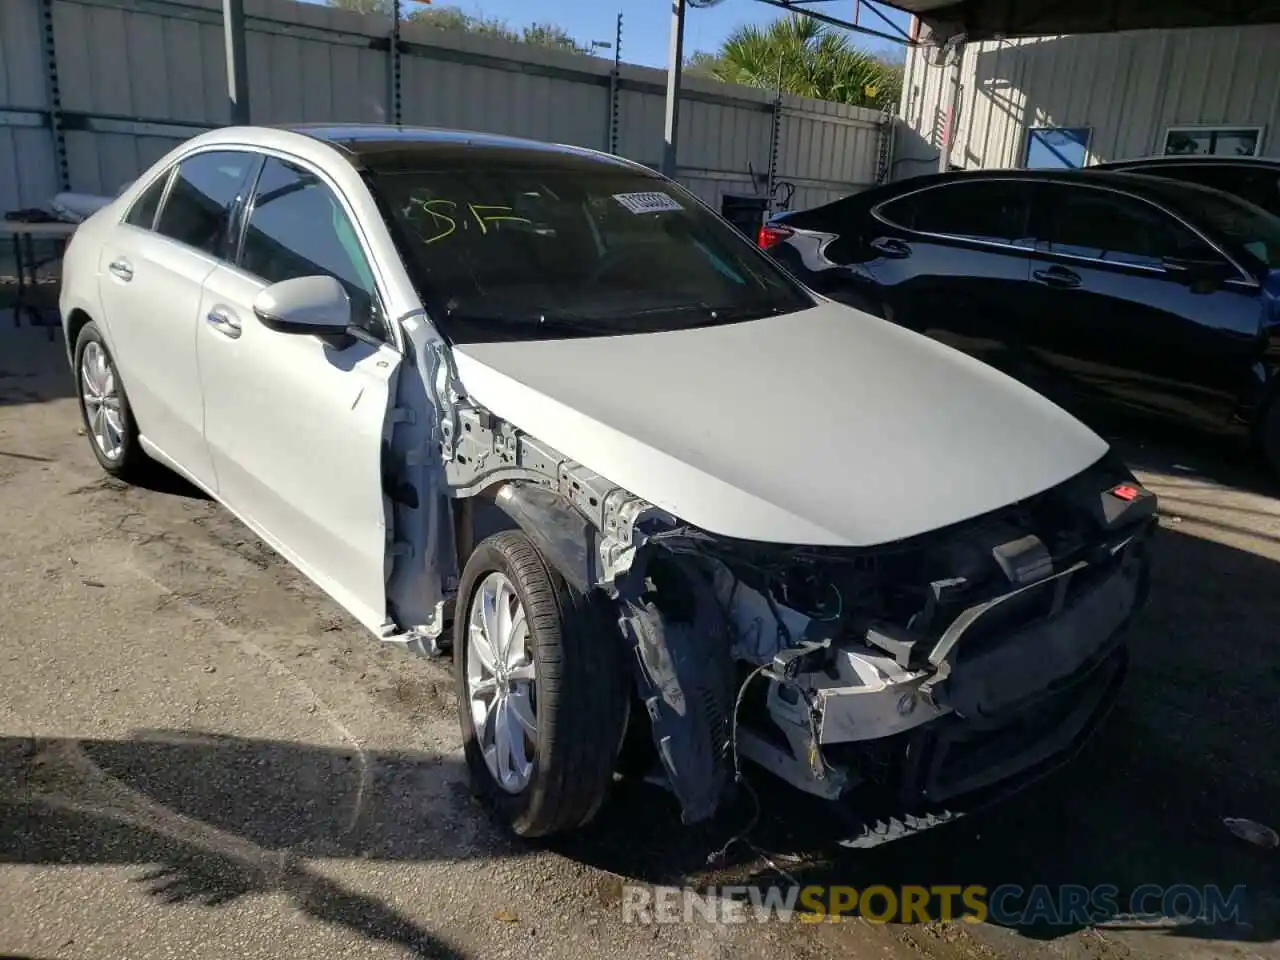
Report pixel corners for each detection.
[80,341,124,461]
[466,571,538,793]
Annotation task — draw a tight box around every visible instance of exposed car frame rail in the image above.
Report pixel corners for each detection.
[437,384,670,593]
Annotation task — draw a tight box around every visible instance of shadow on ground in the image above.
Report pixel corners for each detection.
[0,325,75,409]
[0,733,491,958]
[556,525,1280,946]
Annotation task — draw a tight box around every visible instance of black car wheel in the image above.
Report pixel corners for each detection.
[1257,396,1280,481]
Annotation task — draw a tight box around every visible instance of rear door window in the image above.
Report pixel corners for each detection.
[1030,183,1217,267]
[878,180,1033,246]
[154,151,256,257]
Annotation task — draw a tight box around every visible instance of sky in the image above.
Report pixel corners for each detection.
[310,1,913,67]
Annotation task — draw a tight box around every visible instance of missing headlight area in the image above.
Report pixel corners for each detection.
[613,456,1156,842]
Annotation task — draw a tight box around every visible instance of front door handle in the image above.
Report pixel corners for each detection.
[206,306,243,339]
[1033,266,1082,289]
[108,258,133,282]
[869,237,912,259]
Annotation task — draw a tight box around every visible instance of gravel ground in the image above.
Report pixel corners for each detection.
[1,324,1277,960]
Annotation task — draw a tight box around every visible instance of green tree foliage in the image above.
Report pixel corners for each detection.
[325,1,589,54]
[688,14,903,110]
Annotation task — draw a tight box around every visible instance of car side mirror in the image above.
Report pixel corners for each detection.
[1161,256,1234,293]
[253,275,353,338]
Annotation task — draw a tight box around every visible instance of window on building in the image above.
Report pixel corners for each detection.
[1163,127,1262,158]
[1024,128,1091,169]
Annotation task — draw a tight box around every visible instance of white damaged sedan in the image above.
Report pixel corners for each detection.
[60,125,1156,843]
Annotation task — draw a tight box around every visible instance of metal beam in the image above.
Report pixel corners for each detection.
[754,0,914,45]
[661,0,686,178]
[222,0,250,125]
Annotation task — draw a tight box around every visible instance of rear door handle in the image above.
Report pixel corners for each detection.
[108,258,133,282]
[869,237,912,259]
[1033,266,1082,289]
[206,306,243,339]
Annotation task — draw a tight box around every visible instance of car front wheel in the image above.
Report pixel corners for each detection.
[74,321,146,480]
[454,530,628,838]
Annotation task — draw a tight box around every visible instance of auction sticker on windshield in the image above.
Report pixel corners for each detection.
[613,192,684,215]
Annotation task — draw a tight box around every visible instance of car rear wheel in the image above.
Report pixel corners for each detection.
[1258,395,1280,481]
[74,322,146,480]
[454,530,628,837]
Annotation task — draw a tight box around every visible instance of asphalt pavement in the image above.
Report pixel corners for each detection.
[2,325,1277,960]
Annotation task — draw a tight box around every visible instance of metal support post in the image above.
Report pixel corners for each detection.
[223,0,250,125]
[661,0,686,177]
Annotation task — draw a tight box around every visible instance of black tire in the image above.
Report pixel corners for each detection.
[454,530,628,838]
[1257,395,1280,481]
[73,321,147,481]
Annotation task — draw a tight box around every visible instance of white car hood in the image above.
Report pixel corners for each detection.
[451,302,1109,547]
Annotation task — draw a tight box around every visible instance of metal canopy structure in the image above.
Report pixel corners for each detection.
[735,0,1280,42]
[660,0,1280,177]
[884,0,1280,42]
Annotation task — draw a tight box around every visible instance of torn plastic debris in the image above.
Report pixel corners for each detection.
[1223,817,1279,849]
[617,561,734,824]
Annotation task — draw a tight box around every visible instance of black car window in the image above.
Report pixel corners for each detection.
[154,151,255,256]
[1032,184,1217,267]
[370,163,812,344]
[1130,164,1280,217]
[124,170,171,230]
[878,180,1032,245]
[1141,181,1280,270]
[240,157,383,339]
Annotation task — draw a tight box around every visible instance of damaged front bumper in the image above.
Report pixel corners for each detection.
[746,528,1150,846]
[617,464,1157,847]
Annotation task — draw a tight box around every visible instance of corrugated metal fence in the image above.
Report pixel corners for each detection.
[1,0,886,218]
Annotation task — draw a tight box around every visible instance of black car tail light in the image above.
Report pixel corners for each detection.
[758,223,794,250]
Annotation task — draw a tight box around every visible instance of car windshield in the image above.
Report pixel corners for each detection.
[370,162,813,342]
[1142,179,1280,270]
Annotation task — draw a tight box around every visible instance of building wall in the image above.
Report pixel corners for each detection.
[0,0,886,218]
[895,24,1280,178]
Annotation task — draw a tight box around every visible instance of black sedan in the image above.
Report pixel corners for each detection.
[761,169,1280,474]
[1092,156,1280,218]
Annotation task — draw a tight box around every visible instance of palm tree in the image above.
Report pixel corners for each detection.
[691,14,902,110]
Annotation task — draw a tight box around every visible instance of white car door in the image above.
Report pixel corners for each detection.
[196,154,401,635]
[95,150,258,490]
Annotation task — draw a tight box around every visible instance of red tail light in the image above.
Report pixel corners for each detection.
[758,223,793,250]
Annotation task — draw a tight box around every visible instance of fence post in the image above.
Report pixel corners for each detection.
[39,0,69,191]
[875,104,895,184]
[606,13,623,155]
[388,0,402,125]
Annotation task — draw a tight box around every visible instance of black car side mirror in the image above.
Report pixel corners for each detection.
[1161,257,1235,293]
